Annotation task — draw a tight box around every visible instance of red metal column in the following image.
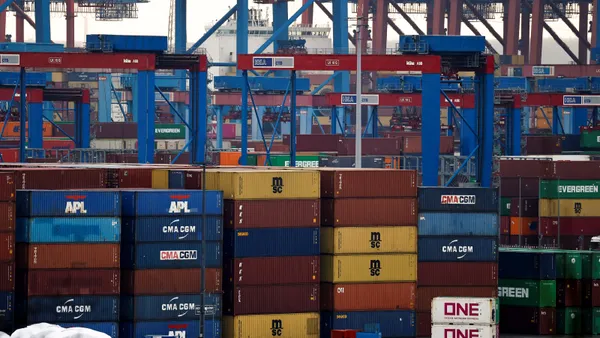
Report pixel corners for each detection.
[66,0,75,48]
[447,0,461,35]
[427,1,434,34]
[505,0,520,55]
[0,0,6,42]
[521,6,530,63]
[593,0,598,48]
[530,0,544,64]
[503,3,508,52]
[357,0,370,91]
[431,0,446,34]
[15,0,24,42]
[372,0,388,89]
[301,0,313,25]
[580,2,589,64]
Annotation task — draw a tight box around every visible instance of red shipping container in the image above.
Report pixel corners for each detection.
[320,169,417,198]
[331,330,357,338]
[0,203,15,232]
[500,306,556,335]
[185,171,203,189]
[224,256,318,286]
[23,269,120,296]
[43,139,75,149]
[13,168,107,189]
[321,282,415,311]
[500,177,540,197]
[417,262,497,286]
[416,312,431,337]
[549,161,600,179]
[122,268,222,295]
[524,135,562,155]
[0,149,18,162]
[0,233,13,262]
[509,198,539,217]
[540,217,600,236]
[505,235,540,247]
[556,279,582,307]
[296,135,342,152]
[321,198,417,226]
[105,167,152,188]
[18,243,120,269]
[225,284,319,315]
[539,235,594,250]
[416,286,498,312]
[338,138,402,156]
[224,200,320,228]
[499,159,552,178]
[500,216,510,235]
[402,136,454,154]
[583,280,600,307]
[0,262,13,292]
[0,172,15,201]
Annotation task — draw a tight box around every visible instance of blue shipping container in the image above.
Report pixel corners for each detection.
[17,190,121,217]
[168,171,186,189]
[121,190,223,217]
[418,187,499,212]
[121,294,222,321]
[122,242,222,269]
[499,250,557,280]
[321,310,415,338]
[418,237,498,262]
[24,296,119,323]
[418,212,498,236]
[60,322,118,338]
[17,217,120,243]
[120,320,221,338]
[0,292,13,325]
[224,227,319,258]
[123,216,222,242]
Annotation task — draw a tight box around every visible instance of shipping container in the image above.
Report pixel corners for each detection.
[337,138,403,156]
[17,190,121,217]
[319,169,417,198]
[416,286,498,312]
[321,226,416,254]
[320,282,415,311]
[557,307,582,335]
[499,249,557,279]
[321,198,417,226]
[0,262,13,292]
[13,168,108,190]
[583,308,600,335]
[121,320,221,338]
[318,156,386,169]
[20,243,120,269]
[224,284,318,315]
[0,233,13,262]
[121,190,223,216]
[500,216,510,234]
[321,254,417,283]
[121,293,221,321]
[0,172,15,201]
[431,324,498,337]
[105,168,153,189]
[418,212,498,236]
[223,199,319,229]
[417,262,497,286]
[500,178,540,198]
[509,217,538,236]
[22,269,119,296]
[431,297,498,325]
[122,216,222,242]
[0,202,15,232]
[0,292,13,328]
[205,170,320,200]
[151,169,169,189]
[499,279,556,307]
[417,187,499,212]
[557,251,583,279]
[16,217,120,243]
[541,179,600,199]
[321,310,415,338]
[417,237,498,262]
[23,295,119,323]
[540,199,600,217]
[296,134,343,152]
[60,322,118,338]
[557,280,582,307]
[224,227,319,258]
[184,171,203,190]
[499,306,556,335]
[224,256,318,286]
[548,161,600,179]
[122,268,222,295]
[500,198,511,216]
[122,241,221,269]
[540,217,600,236]
[509,198,538,217]
[498,159,552,178]
[223,312,319,338]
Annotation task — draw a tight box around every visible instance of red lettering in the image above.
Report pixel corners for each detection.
[444,302,479,317]
[444,329,479,338]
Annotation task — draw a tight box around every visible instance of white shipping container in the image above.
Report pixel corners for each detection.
[124,139,137,150]
[90,139,124,150]
[166,140,177,150]
[156,141,167,150]
[431,324,498,338]
[177,140,185,150]
[431,297,498,325]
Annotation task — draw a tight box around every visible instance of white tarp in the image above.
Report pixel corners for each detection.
[5,323,110,338]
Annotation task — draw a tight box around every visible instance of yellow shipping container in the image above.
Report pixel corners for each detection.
[151,169,169,189]
[51,72,65,82]
[321,226,417,254]
[540,199,600,217]
[223,313,319,338]
[205,169,320,199]
[322,253,417,283]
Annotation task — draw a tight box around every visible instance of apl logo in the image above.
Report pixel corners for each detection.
[169,195,192,214]
[162,219,196,240]
[369,260,381,276]
[161,297,195,318]
[442,239,474,259]
[370,232,381,249]
[272,177,284,194]
[271,319,283,336]
[167,323,188,338]
[65,195,88,214]
[55,299,92,320]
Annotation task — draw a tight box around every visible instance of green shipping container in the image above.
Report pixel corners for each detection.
[582,251,593,279]
[563,252,582,279]
[247,154,258,166]
[500,197,511,216]
[540,180,600,199]
[592,253,600,280]
[268,155,321,168]
[581,129,600,149]
[583,308,600,335]
[557,308,582,335]
[498,279,556,307]
[155,124,185,139]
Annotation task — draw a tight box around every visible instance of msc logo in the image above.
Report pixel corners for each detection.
[272,177,284,194]
[370,260,381,276]
[370,232,381,249]
[271,319,283,336]
[65,195,88,214]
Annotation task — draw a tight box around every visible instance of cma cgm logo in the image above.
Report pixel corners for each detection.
[65,195,88,214]
[161,297,195,318]
[55,299,92,320]
[160,250,198,261]
[443,239,474,260]
[163,219,196,240]
[440,195,476,205]
[169,195,192,213]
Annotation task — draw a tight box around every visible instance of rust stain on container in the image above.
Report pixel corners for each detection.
[321,282,415,311]
[0,203,15,232]
[321,198,417,226]
[224,256,319,286]
[0,233,14,262]
[0,262,13,292]
[0,172,15,201]
[224,200,320,228]
[319,169,417,198]
[417,262,498,286]
[416,286,498,312]
[24,269,120,296]
[20,243,119,269]
[122,268,222,295]
[225,284,320,315]
[499,159,552,178]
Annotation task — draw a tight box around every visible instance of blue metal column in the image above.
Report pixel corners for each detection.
[237,0,249,76]
[216,106,227,148]
[34,0,51,42]
[300,108,311,134]
[552,106,561,134]
[131,74,139,122]
[509,106,521,155]
[175,0,188,126]
[460,108,476,155]
[421,73,441,186]
[273,1,289,77]
[562,107,573,134]
[75,101,90,148]
[28,102,43,149]
[573,107,588,134]
[371,107,378,137]
[190,70,208,163]
[447,107,453,136]
[332,0,349,134]
[240,70,249,164]
[290,71,297,166]
[251,106,265,141]
[18,68,26,162]
[475,71,494,187]
[98,74,112,122]
[136,71,156,163]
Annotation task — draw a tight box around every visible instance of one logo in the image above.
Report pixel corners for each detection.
[65,195,88,214]
[370,232,381,249]
[162,219,196,240]
[55,299,92,320]
[369,260,381,276]
[160,250,197,260]
[574,202,582,214]
[161,297,194,318]
[272,177,284,194]
[169,195,192,214]
[271,319,283,336]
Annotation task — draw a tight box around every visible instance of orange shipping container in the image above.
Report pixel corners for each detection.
[219,152,241,165]
[2,122,52,138]
[321,282,416,311]
[17,243,120,269]
[402,136,454,154]
[510,217,538,236]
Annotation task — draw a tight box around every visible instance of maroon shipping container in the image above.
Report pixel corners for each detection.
[416,312,431,337]
[0,262,13,292]
[185,171,203,189]
[401,136,454,154]
[583,280,600,307]
[14,168,107,189]
[320,169,417,198]
[0,172,15,201]
[224,256,318,286]
[499,159,553,178]
[504,235,540,248]
[523,135,562,155]
[225,284,319,315]
[556,279,582,307]
[500,177,540,197]
[500,235,510,246]
[321,282,415,311]
[417,262,497,286]
[337,138,402,156]
[18,243,120,269]
[0,233,13,262]
[540,217,600,236]
[321,198,417,226]
[55,123,138,139]
[540,235,594,250]
[548,161,600,179]
[23,269,120,296]
[296,135,343,152]
[122,268,222,295]
[500,216,510,235]
[509,198,539,217]
[224,200,320,229]
[105,168,152,188]
[500,306,556,335]
[416,286,497,312]
[0,203,15,232]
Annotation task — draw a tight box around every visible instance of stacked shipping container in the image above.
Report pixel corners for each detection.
[119,190,224,338]
[319,169,418,338]
[15,190,121,337]
[416,187,499,337]
[0,172,15,333]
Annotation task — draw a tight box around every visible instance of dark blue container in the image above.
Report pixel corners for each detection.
[120,320,221,338]
[121,190,223,216]
[321,310,415,338]
[66,72,100,82]
[168,171,186,189]
[86,34,168,53]
[224,227,319,258]
[24,296,119,323]
[122,216,222,242]
[0,72,47,87]
[418,187,499,212]
[61,322,118,338]
[121,242,222,269]
[318,156,385,168]
[0,292,13,331]
[499,250,557,280]
[561,134,581,151]
[16,217,120,243]
[121,294,221,321]
[418,236,498,262]
[17,190,121,217]
[418,212,498,236]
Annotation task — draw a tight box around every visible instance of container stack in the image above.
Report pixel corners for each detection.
[416,187,499,337]
[583,251,600,334]
[319,169,418,338]
[207,169,321,338]
[430,297,499,337]
[0,172,15,333]
[119,190,224,338]
[15,190,121,336]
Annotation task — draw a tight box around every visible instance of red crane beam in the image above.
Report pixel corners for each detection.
[211,93,327,107]
[325,93,476,108]
[0,52,156,72]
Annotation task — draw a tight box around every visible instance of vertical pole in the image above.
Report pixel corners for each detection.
[194,70,208,164]
[290,71,297,166]
[579,3,589,64]
[237,0,248,76]
[34,0,51,43]
[447,0,462,35]
[521,6,531,64]
[240,70,248,164]
[511,107,522,155]
[530,0,544,64]
[422,73,441,186]
[15,0,24,42]
[333,0,349,134]
[0,0,7,42]
[19,68,25,162]
[355,23,362,169]
[136,70,156,164]
[460,108,476,155]
[200,165,207,338]
[505,0,521,55]
[66,0,75,48]
[372,107,378,137]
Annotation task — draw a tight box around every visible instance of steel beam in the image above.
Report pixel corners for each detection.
[301,0,314,25]
[579,3,589,64]
[237,0,248,75]
[464,0,504,46]
[15,0,23,42]
[188,5,237,54]
[431,0,445,34]
[595,0,599,49]
[422,73,441,186]
[521,6,530,63]
[447,0,462,35]
[315,2,356,45]
[547,1,590,52]
[66,0,74,47]
[255,0,315,54]
[529,0,544,64]
[390,2,424,35]
[0,0,15,13]
[273,1,289,54]
[136,70,156,164]
[505,0,520,55]
[462,17,498,54]
[34,0,50,43]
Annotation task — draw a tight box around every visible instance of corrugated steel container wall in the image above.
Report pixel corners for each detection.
[121,294,221,321]
[121,320,221,338]
[224,228,319,258]
[0,172,15,202]
[0,292,13,328]
[168,170,186,189]
[151,169,169,189]
[17,217,120,243]
[500,306,556,335]
[320,282,415,311]
[205,170,320,200]
[417,212,498,236]
[321,310,415,338]
[500,177,540,197]
[185,171,203,190]
[510,198,539,217]
[416,286,498,312]
[498,159,552,178]
[13,168,108,190]
[524,135,562,154]
[540,199,600,217]
[557,279,582,307]
[510,217,538,236]
[106,168,152,189]
[0,203,15,232]
[500,216,510,234]
[22,243,120,269]
[499,250,557,279]
[319,169,417,198]
[122,242,221,269]
[0,262,13,292]
[296,134,342,151]
[549,161,600,179]
[540,179,600,199]
[60,322,118,338]
[499,279,556,307]
[225,284,319,315]
[17,190,120,217]
[121,190,223,216]
[321,226,417,254]
[122,216,222,242]
[24,295,119,323]
[337,138,402,156]
[122,268,222,295]
[417,262,498,286]
[321,198,417,226]
[321,254,417,283]
[0,233,13,262]
[23,269,119,296]
[223,313,319,338]
[318,156,385,169]
[540,217,600,236]
[418,237,498,262]
[224,256,318,286]
[224,200,319,229]
[417,187,499,212]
